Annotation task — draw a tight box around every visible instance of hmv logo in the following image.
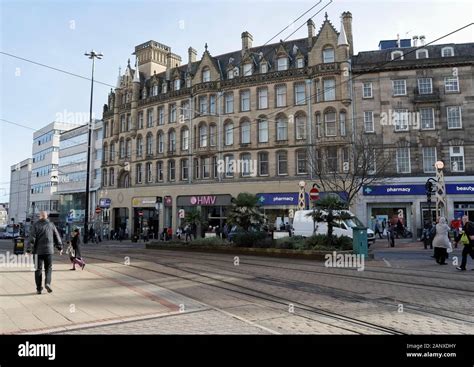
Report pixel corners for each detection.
[190,196,216,205]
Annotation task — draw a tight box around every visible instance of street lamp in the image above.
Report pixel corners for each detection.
[83,50,103,243]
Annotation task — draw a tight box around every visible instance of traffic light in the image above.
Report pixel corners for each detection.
[156,196,163,204]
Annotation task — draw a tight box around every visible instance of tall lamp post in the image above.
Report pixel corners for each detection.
[84,50,103,243]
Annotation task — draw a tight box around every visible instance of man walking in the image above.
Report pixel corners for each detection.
[457,215,474,271]
[29,211,63,294]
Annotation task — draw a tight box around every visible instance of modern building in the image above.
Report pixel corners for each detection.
[8,158,32,224]
[352,41,474,234]
[100,12,355,238]
[30,122,81,222]
[57,120,103,235]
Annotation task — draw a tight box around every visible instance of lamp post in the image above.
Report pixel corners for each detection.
[84,50,103,243]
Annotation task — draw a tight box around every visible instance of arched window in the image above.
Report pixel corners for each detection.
[224,122,234,146]
[168,130,176,152]
[295,113,307,140]
[136,135,143,157]
[102,169,108,186]
[209,124,217,146]
[416,49,429,59]
[391,50,404,60]
[146,162,153,182]
[181,127,189,150]
[441,47,454,57]
[119,138,125,158]
[276,151,288,175]
[103,143,108,162]
[339,110,347,137]
[109,142,115,161]
[202,67,211,83]
[324,109,337,136]
[322,46,335,63]
[258,117,268,143]
[146,134,153,156]
[199,123,208,147]
[241,120,251,144]
[157,132,164,153]
[276,114,288,141]
[109,168,115,186]
[125,139,131,158]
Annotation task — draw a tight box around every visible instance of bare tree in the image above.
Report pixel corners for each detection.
[307,134,391,206]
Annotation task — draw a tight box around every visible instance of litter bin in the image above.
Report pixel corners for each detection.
[131,235,139,243]
[352,227,368,258]
[13,237,25,255]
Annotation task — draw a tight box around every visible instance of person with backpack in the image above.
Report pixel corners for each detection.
[28,211,63,294]
[457,215,474,271]
[432,217,451,265]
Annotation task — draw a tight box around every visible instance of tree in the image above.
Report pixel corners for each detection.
[306,195,350,239]
[227,193,265,232]
[308,134,391,207]
[184,208,202,237]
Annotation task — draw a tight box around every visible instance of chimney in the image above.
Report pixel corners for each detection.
[166,52,172,80]
[341,11,353,55]
[188,47,197,64]
[307,19,315,47]
[420,35,426,46]
[412,35,419,47]
[241,31,253,54]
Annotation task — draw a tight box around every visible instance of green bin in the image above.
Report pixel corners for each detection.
[13,237,25,255]
[352,227,368,258]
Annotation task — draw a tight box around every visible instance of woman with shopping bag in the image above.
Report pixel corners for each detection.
[432,217,451,265]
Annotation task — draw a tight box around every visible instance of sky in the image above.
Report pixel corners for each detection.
[1,0,473,202]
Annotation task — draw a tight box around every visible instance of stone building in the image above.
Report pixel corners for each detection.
[100,12,354,237]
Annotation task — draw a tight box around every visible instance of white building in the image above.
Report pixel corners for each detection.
[30,122,81,221]
[8,158,32,224]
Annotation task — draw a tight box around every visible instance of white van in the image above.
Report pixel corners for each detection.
[292,210,376,247]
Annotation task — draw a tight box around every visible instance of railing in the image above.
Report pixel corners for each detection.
[413,87,440,103]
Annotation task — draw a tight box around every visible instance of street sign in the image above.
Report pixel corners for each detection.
[178,209,185,219]
[309,188,320,201]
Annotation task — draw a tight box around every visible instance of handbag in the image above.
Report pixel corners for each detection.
[460,232,470,245]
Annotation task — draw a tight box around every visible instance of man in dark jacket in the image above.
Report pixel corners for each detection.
[29,211,63,294]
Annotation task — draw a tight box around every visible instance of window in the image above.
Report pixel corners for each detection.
[126,139,131,158]
[396,147,411,173]
[181,128,189,150]
[146,134,153,156]
[450,146,465,172]
[258,152,269,176]
[168,130,176,152]
[240,90,250,111]
[202,68,211,83]
[181,101,190,120]
[209,95,216,115]
[327,147,338,173]
[418,78,432,94]
[276,116,288,141]
[138,112,144,129]
[258,118,268,143]
[126,115,131,131]
[181,159,189,180]
[109,143,115,161]
[103,122,108,138]
[391,50,404,60]
[277,151,288,175]
[363,82,373,98]
[392,80,407,96]
[322,47,335,63]
[103,144,108,162]
[343,147,351,172]
[227,69,234,80]
[323,79,335,101]
[260,63,268,74]
[169,104,177,123]
[294,83,306,105]
[157,132,164,153]
[156,161,164,181]
[243,63,252,76]
[174,79,180,91]
[295,115,306,140]
[277,57,288,71]
[225,123,234,145]
[152,85,158,96]
[158,106,164,125]
[447,106,462,129]
[224,155,234,177]
[441,47,454,57]
[315,113,321,138]
[420,108,435,129]
[136,164,142,183]
[364,111,374,133]
[240,153,252,177]
[340,111,346,137]
[199,96,208,115]
[296,58,304,68]
[146,162,152,182]
[225,93,234,114]
[136,136,143,157]
[422,147,437,173]
[119,139,125,158]
[258,88,268,109]
[241,121,251,144]
[325,110,337,136]
[209,125,216,146]
[394,109,409,131]
[445,76,459,93]
[296,150,307,174]
[102,169,107,186]
[168,160,176,181]
[194,158,200,179]
[416,49,429,59]
[120,115,126,132]
[109,168,115,186]
[199,125,208,147]
[147,109,153,128]
[276,85,286,107]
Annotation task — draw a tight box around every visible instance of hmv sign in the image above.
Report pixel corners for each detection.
[177,194,232,207]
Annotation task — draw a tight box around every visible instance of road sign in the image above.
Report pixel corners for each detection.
[309,188,320,201]
[95,207,102,214]
[178,209,185,219]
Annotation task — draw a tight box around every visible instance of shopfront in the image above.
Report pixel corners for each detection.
[132,197,159,239]
[256,192,309,229]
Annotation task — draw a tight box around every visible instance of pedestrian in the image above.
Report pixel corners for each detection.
[457,215,474,271]
[185,225,192,242]
[167,227,173,241]
[28,211,63,294]
[374,219,383,239]
[432,217,451,265]
[421,221,434,249]
[69,228,85,271]
[396,218,404,238]
[450,217,462,248]
[387,220,395,247]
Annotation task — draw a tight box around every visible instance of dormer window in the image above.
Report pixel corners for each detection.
[162,83,167,94]
[174,79,180,91]
[391,51,404,60]
[260,63,268,74]
[186,77,191,88]
[202,67,211,82]
[142,87,147,99]
[152,85,158,96]
[296,58,304,68]
[322,47,335,63]
[227,69,234,79]
[416,49,429,59]
[277,57,288,71]
[243,63,252,76]
[441,47,454,57]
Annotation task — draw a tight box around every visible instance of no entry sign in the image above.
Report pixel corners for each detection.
[309,188,320,201]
